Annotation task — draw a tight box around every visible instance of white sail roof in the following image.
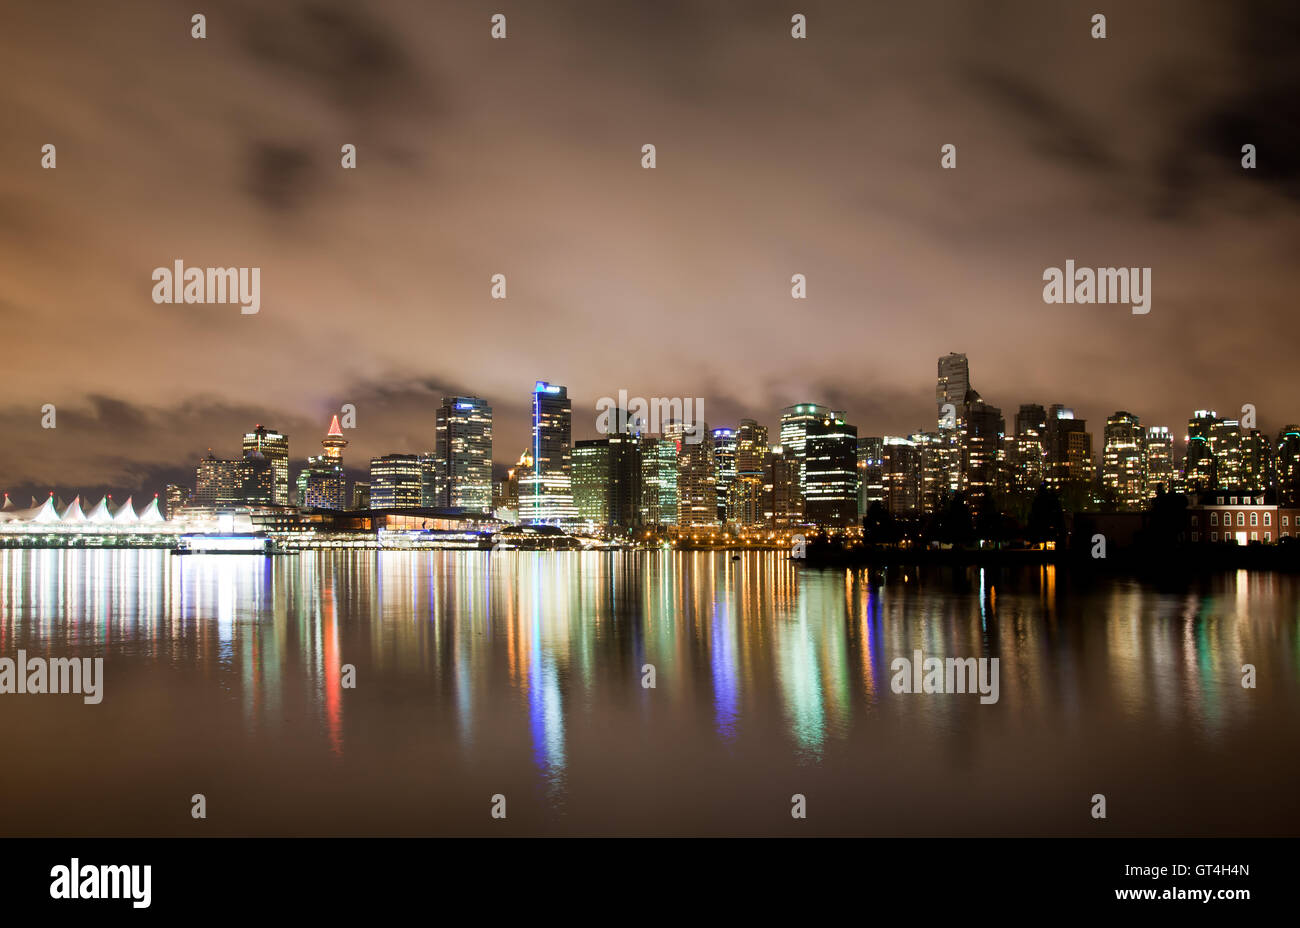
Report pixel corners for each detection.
[139,497,165,524]
[113,497,140,523]
[60,497,88,522]
[86,497,114,523]
[31,496,62,523]
[1,495,13,512]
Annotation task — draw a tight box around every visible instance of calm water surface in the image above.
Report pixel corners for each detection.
[1,549,1297,836]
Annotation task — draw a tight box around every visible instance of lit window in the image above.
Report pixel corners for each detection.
[1237,513,1246,526]
[1264,513,1271,526]
[1251,532,1258,541]
[1251,512,1259,526]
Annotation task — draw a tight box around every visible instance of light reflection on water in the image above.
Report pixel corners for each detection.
[1,548,1297,835]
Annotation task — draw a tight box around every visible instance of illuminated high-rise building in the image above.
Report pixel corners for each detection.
[1044,405,1094,500]
[195,452,272,506]
[883,436,921,515]
[763,446,803,527]
[1276,425,1300,505]
[640,437,678,526]
[1184,410,1218,490]
[712,427,737,522]
[1144,426,1174,498]
[936,352,970,424]
[804,414,859,527]
[573,439,611,526]
[322,415,347,463]
[1210,416,1244,489]
[857,437,884,518]
[960,391,1004,517]
[350,481,370,510]
[779,403,831,492]
[730,420,769,527]
[519,382,575,524]
[164,483,191,518]
[243,425,289,505]
[297,417,348,509]
[1010,404,1047,494]
[434,396,493,512]
[676,422,717,527]
[369,454,423,509]
[1242,429,1273,492]
[1102,412,1145,510]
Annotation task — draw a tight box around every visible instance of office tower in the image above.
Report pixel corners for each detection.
[1144,427,1174,499]
[1242,430,1273,492]
[369,454,423,509]
[1276,426,1300,505]
[883,436,921,515]
[857,437,884,518]
[243,425,289,505]
[519,382,575,524]
[763,446,803,527]
[607,431,642,530]
[1044,405,1094,496]
[779,403,832,492]
[712,427,737,522]
[961,391,1005,517]
[726,419,768,528]
[164,483,191,518]
[194,453,272,506]
[909,431,949,515]
[573,439,611,526]
[1210,416,1244,489]
[434,396,494,512]
[1101,412,1145,510]
[296,418,348,510]
[350,481,370,510]
[1185,410,1218,490]
[1010,404,1048,494]
[640,437,678,526]
[677,423,717,527]
[804,414,859,527]
[499,449,530,515]
[418,453,439,508]
[936,352,970,424]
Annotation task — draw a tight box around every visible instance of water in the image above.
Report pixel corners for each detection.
[1,548,1297,836]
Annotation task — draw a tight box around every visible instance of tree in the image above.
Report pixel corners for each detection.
[1027,484,1065,544]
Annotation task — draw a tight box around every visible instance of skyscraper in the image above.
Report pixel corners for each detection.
[936,352,970,424]
[242,425,289,505]
[1276,426,1300,505]
[297,417,348,509]
[572,439,611,526]
[1144,426,1174,498]
[1102,411,1145,510]
[1045,405,1094,501]
[883,436,921,515]
[857,436,884,518]
[711,427,737,522]
[519,382,575,524]
[763,446,803,527]
[369,454,423,509]
[676,422,717,527]
[804,414,859,527]
[640,437,678,526]
[960,390,1004,517]
[779,403,831,492]
[1185,410,1218,490]
[434,396,494,512]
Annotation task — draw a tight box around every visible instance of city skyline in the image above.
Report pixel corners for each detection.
[2,1,1299,500]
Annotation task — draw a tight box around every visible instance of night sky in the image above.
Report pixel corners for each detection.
[2,0,1298,499]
